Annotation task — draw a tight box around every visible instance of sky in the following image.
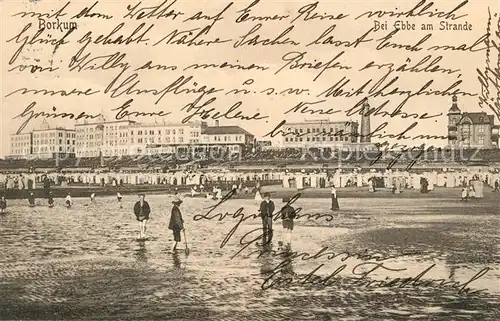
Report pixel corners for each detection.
[1,0,499,157]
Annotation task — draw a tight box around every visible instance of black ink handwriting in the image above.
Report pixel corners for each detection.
[233,23,299,48]
[111,99,171,120]
[72,1,113,19]
[104,70,222,105]
[123,0,184,20]
[275,51,351,81]
[291,2,349,24]
[6,23,75,64]
[153,25,232,47]
[13,102,101,134]
[181,98,268,123]
[355,0,468,21]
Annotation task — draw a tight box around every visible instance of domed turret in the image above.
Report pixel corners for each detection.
[448,95,461,115]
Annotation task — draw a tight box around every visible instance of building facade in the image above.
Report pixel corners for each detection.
[75,118,135,158]
[447,95,499,149]
[200,125,255,153]
[9,133,33,159]
[30,120,76,159]
[281,119,359,149]
[9,117,255,159]
[128,121,205,155]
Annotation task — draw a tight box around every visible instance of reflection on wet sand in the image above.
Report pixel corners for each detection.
[0,196,498,320]
[134,240,148,264]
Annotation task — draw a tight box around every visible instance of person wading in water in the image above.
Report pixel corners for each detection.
[133,193,151,240]
[48,191,54,208]
[65,193,72,208]
[259,192,275,246]
[331,185,339,211]
[28,192,35,207]
[168,197,184,252]
[279,197,296,250]
[0,196,7,213]
[117,192,123,208]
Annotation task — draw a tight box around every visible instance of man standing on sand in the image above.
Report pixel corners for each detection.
[259,192,275,245]
[133,193,151,240]
[168,197,184,252]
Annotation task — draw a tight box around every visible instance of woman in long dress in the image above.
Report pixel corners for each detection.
[331,186,339,211]
[169,197,184,252]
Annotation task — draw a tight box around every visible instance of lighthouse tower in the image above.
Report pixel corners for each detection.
[360,100,371,143]
[447,95,461,147]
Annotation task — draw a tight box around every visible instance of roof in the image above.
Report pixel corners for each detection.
[459,112,494,125]
[448,95,461,114]
[285,120,357,126]
[448,105,461,114]
[202,126,253,136]
[33,127,75,132]
[75,120,136,127]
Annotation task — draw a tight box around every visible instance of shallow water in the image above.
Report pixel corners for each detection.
[1,194,499,320]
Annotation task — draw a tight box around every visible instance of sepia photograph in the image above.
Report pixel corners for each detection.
[0,0,499,320]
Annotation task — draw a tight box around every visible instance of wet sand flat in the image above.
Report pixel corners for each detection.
[0,193,499,320]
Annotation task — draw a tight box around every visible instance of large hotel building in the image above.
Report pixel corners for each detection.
[279,100,374,150]
[10,98,500,159]
[67,119,254,158]
[9,120,76,159]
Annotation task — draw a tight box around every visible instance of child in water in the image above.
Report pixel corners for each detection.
[65,193,72,207]
[461,187,468,202]
[90,192,96,202]
[48,192,54,208]
[28,192,36,207]
[0,196,6,213]
[117,192,123,208]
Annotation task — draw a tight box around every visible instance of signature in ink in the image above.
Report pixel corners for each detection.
[477,8,500,119]
[262,259,490,295]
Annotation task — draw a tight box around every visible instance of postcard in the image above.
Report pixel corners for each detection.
[1,0,499,320]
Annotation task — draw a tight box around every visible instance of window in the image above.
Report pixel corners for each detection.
[478,137,484,145]
[478,125,485,133]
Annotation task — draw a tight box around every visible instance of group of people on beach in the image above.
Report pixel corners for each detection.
[132,193,185,252]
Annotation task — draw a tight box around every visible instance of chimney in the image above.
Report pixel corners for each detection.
[360,99,371,143]
[215,120,220,127]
